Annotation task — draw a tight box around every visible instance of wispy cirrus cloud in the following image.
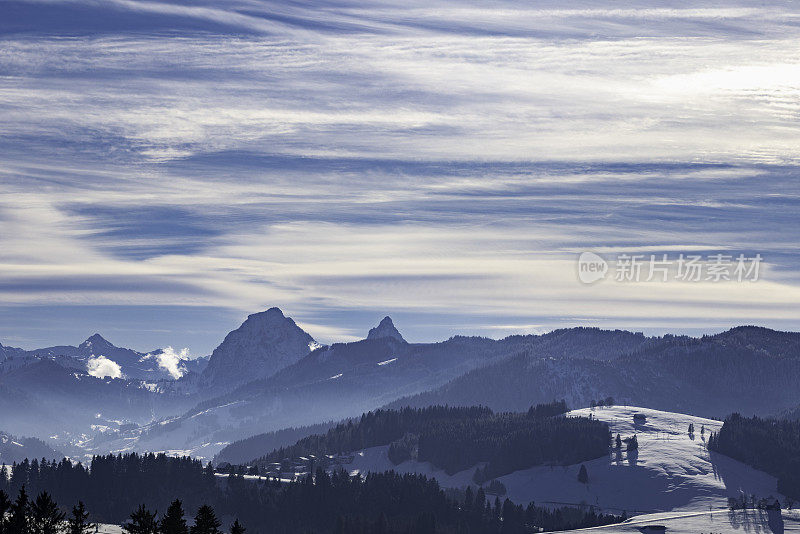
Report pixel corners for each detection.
[1,0,800,352]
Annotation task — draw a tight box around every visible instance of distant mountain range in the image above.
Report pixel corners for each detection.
[389,326,800,419]
[3,309,800,460]
[0,429,63,464]
[0,333,207,381]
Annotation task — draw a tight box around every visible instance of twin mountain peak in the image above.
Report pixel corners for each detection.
[198,308,405,389]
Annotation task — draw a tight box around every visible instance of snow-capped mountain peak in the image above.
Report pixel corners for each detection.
[367,316,406,343]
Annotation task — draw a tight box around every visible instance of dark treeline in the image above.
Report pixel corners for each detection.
[2,455,216,523]
[248,401,609,483]
[251,400,584,474]
[214,420,340,466]
[403,402,609,481]
[708,413,800,499]
[0,487,232,534]
[252,406,493,467]
[0,455,623,534]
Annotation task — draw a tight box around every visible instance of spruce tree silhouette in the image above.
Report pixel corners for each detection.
[160,501,188,534]
[0,490,12,534]
[67,502,94,534]
[228,520,244,534]
[8,486,30,534]
[30,492,65,534]
[122,505,158,534]
[190,506,220,534]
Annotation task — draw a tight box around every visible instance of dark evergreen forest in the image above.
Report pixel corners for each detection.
[250,401,609,481]
[0,454,623,534]
[708,413,800,500]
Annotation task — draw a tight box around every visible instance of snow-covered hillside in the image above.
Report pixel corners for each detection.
[579,508,800,534]
[346,406,785,516]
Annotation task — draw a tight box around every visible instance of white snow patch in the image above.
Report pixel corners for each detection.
[329,373,343,379]
[87,356,122,379]
[581,508,800,534]
[377,357,397,366]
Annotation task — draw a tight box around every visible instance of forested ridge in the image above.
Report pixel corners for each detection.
[251,405,492,467]
[708,413,800,499]
[247,402,609,481]
[214,420,340,466]
[389,327,800,418]
[0,453,623,533]
[391,403,609,481]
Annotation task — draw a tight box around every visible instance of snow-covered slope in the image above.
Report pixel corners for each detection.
[345,406,785,516]
[579,508,800,534]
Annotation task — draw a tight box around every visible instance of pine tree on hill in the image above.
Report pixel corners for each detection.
[190,506,221,534]
[578,464,589,484]
[160,501,188,534]
[67,502,94,534]
[123,505,158,534]
[30,492,65,534]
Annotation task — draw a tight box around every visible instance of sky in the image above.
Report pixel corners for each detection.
[1,0,800,355]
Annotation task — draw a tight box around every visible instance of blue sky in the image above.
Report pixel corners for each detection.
[1,0,800,355]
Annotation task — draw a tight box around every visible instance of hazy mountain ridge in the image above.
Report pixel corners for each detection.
[0,429,63,464]
[389,326,800,419]
[111,325,666,457]
[4,313,800,460]
[0,333,205,381]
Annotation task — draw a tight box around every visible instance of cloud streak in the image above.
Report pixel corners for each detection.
[1,0,800,352]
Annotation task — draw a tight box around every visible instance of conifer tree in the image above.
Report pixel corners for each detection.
[8,486,30,534]
[123,505,158,534]
[464,487,474,511]
[30,492,64,534]
[1,490,12,534]
[160,501,187,534]
[228,521,244,534]
[66,502,93,534]
[475,487,486,512]
[190,506,220,534]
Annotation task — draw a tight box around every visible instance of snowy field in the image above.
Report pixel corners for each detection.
[348,407,785,516]
[577,508,800,534]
